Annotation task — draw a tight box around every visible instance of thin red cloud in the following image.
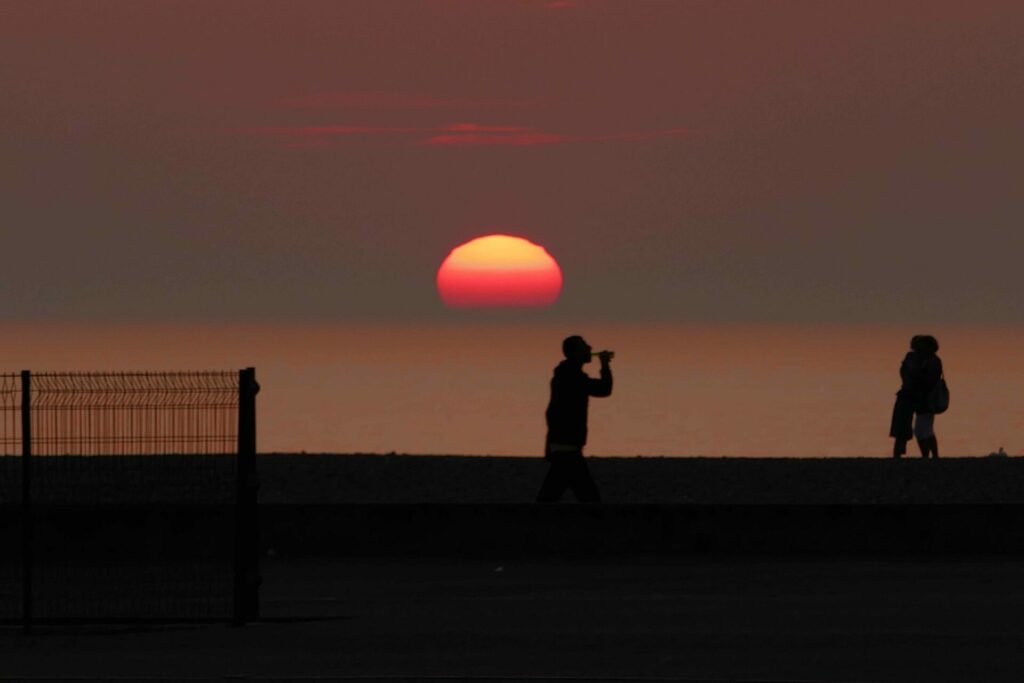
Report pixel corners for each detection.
[260,90,694,147]
[243,123,694,147]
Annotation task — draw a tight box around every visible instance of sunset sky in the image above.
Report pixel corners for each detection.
[3,1,1022,323]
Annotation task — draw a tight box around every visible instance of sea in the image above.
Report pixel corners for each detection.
[2,322,1021,458]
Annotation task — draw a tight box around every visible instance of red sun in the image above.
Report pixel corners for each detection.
[437,234,563,308]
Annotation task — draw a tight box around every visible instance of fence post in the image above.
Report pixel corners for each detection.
[21,370,31,635]
[234,367,260,624]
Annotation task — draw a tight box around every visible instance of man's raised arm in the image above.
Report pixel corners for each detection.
[588,353,613,397]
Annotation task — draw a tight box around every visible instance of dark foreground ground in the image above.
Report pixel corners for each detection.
[3,556,1024,682]
[256,454,1024,504]
[2,456,1023,681]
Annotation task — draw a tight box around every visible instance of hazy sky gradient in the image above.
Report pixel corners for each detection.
[3,1,1022,322]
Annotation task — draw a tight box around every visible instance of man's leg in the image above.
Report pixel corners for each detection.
[536,455,571,502]
[569,454,601,503]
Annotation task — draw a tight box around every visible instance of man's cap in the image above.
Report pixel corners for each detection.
[562,335,588,357]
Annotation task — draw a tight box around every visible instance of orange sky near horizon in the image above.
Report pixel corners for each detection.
[1,320,1022,457]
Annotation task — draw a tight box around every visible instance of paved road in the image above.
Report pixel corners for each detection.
[3,557,1024,682]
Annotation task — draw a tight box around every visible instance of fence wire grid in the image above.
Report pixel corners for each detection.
[0,370,254,625]
[17,371,238,456]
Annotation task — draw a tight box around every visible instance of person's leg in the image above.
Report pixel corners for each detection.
[568,453,601,503]
[914,413,935,458]
[929,435,939,458]
[536,455,571,502]
[890,397,912,458]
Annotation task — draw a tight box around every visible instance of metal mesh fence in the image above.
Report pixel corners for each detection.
[25,372,238,505]
[0,371,246,625]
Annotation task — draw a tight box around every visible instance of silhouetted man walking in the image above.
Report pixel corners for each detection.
[536,335,613,503]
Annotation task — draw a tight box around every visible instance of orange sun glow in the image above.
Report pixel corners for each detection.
[436,234,563,308]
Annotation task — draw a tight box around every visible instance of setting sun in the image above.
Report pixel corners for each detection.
[436,234,563,308]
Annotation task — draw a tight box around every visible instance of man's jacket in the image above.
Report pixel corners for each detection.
[545,360,613,448]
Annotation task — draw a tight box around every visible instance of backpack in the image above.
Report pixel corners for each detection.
[929,375,950,414]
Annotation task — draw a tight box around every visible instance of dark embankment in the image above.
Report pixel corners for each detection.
[256,454,1024,504]
[255,455,1024,557]
[2,455,1024,563]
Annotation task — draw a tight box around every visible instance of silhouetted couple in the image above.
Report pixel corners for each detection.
[536,335,613,503]
[890,334,947,458]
